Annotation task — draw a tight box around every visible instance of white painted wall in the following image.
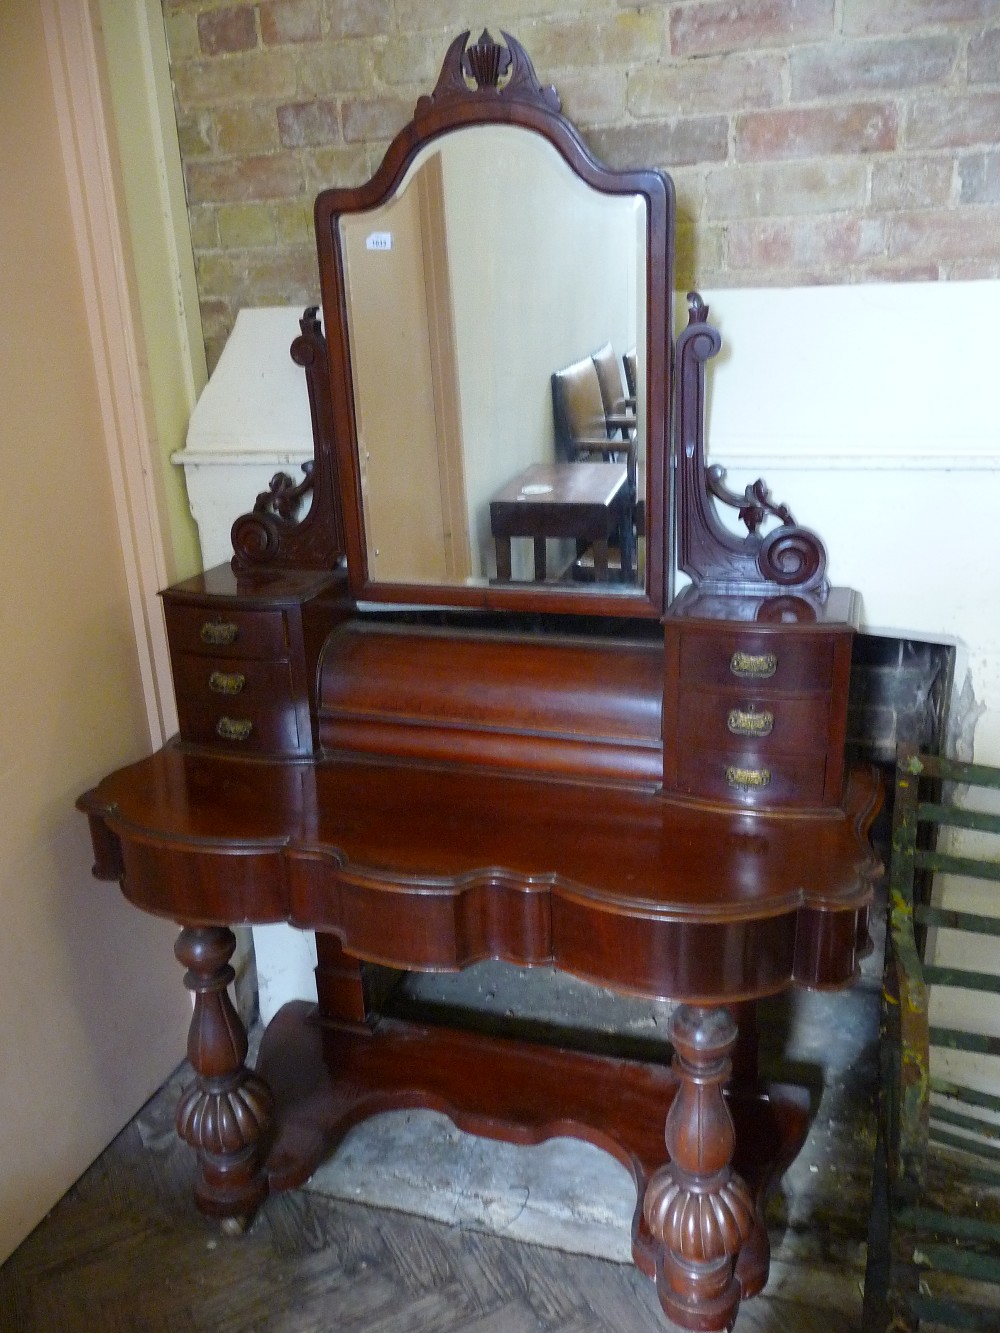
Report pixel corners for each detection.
[0,0,190,1262]
[695,281,1000,752]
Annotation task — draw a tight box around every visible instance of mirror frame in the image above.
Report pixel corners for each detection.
[314,29,674,619]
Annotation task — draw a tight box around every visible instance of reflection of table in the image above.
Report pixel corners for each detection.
[490,462,630,583]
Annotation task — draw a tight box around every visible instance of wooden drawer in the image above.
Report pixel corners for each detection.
[676,746,828,808]
[174,656,298,752]
[677,689,831,756]
[166,604,288,659]
[678,630,836,693]
[177,699,300,754]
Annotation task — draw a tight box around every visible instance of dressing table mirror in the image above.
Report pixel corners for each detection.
[79,30,879,1332]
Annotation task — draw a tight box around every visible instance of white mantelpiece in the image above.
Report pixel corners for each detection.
[173,306,314,569]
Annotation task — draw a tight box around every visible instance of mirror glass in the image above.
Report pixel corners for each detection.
[338,124,648,595]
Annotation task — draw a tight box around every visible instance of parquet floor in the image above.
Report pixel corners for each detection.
[0,983,877,1333]
[0,1089,858,1333]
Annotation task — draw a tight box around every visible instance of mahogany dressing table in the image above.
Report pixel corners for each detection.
[80,32,880,1332]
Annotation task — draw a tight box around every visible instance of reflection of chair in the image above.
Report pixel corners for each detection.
[551,355,637,579]
[623,347,637,399]
[864,745,1000,1331]
[591,342,636,439]
[551,355,615,464]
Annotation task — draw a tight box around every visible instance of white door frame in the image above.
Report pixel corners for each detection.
[41,0,180,747]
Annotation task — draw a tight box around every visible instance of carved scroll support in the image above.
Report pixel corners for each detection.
[676,292,828,597]
[644,1004,755,1330]
[173,926,274,1232]
[230,307,345,573]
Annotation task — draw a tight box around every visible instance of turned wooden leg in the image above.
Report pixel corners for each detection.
[174,926,274,1232]
[643,1005,755,1331]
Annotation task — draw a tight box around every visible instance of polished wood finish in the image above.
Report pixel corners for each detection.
[230,308,347,572]
[173,925,273,1229]
[663,585,857,809]
[319,620,663,787]
[81,746,879,997]
[161,565,346,758]
[675,293,828,596]
[311,29,672,620]
[644,1005,754,1329]
[490,463,632,583]
[75,30,881,1333]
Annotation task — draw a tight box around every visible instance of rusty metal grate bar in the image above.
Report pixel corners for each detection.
[913,848,1000,882]
[930,1078,1000,1115]
[923,964,1000,993]
[929,1104,1000,1141]
[908,1294,1000,1330]
[918,801,1000,836]
[916,904,1000,936]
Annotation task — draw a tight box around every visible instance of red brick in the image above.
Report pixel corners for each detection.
[842,0,997,35]
[185,154,303,204]
[889,208,1000,263]
[671,0,832,57]
[727,216,889,270]
[968,27,1000,84]
[628,53,783,116]
[260,0,321,45]
[907,94,1000,149]
[790,36,956,99]
[737,103,898,160]
[342,97,414,143]
[278,100,341,147]
[960,151,1000,205]
[588,116,729,170]
[197,6,257,56]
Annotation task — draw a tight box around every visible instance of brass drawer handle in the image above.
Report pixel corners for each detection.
[727,707,774,738]
[726,765,771,791]
[730,650,777,680]
[216,717,253,742]
[208,671,246,696]
[200,620,239,646]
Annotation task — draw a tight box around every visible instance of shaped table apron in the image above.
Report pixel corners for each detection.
[81,748,880,1005]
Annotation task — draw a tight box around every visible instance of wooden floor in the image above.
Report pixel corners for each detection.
[0,1091,866,1333]
[0,973,882,1333]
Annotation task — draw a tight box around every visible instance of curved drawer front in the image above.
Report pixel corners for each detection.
[167,604,288,659]
[676,746,828,807]
[679,630,836,693]
[174,655,298,752]
[678,689,831,755]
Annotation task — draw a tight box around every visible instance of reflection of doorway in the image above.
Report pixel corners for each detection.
[341,154,470,584]
[417,154,471,581]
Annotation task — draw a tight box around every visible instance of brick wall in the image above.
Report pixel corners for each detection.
[161,0,1000,368]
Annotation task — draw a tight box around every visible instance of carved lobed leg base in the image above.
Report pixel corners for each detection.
[164,957,810,1329]
[174,926,274,1230]
[242,1000,810,1331]
[643,1005,757,1330]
